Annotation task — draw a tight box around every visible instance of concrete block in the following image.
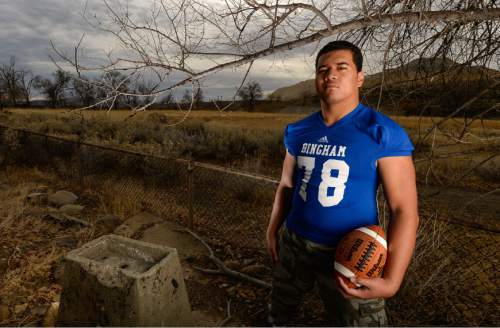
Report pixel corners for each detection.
[57,234,193,326]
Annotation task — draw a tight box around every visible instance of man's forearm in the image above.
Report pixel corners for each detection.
[383,207,419,294]
[267,184,294,236]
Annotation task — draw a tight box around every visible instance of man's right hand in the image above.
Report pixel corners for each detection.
[266,230,279,264]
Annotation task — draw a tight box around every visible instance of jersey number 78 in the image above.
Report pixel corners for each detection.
[297,156,350,207]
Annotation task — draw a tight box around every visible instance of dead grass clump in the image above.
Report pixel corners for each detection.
[0,184,30,230]
[146,112,169,124]
[34,119,75,136]
[87,173,189,225]
[89,118,120,141]
[0,110,11,122]
[22,112,49,123]
[3,167,50,189]
[93,177,143,219]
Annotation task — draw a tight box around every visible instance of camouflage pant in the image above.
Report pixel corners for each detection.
[270,227,387,326]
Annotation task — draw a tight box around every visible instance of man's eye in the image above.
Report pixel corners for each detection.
[339,67,347,70]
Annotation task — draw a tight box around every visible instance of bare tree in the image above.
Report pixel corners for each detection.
[34,69,71,108]
[73,75,97,107]
[0,57,36,107]
[161,92,174,107]
[100,71,131,110]
[0,57,23,107]
[0,77,6,110]
[194,87,204,108]
[182,89,192,105]
[17,69,36,107]
[238,81,263,110]
[129,79,158,107]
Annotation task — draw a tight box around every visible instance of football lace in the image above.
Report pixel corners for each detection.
[355,241,376,271]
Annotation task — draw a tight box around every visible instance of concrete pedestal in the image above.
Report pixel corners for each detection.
[57,234,193,326]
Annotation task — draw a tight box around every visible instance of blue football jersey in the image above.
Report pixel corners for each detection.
[283,102,414,246]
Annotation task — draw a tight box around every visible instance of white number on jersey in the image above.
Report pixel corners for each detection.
[318,159,350,206]
[297,156,350,207]
[297,156,315,201]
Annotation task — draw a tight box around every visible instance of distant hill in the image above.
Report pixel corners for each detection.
[267,79,316,103]
[268,57,499,107]
[267,57,500,117]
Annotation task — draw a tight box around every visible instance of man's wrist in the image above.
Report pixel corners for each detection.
[266,227,277,238]
[266,223,281,238]
[382,274,402,297]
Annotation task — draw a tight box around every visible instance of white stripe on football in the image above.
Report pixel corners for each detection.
[356,227,387,249]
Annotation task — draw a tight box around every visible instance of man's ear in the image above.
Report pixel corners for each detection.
[357,70,365,88]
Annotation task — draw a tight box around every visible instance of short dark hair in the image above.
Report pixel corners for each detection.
[315,40,363,72]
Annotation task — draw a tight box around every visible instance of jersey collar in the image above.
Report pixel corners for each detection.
[316,102,363,129]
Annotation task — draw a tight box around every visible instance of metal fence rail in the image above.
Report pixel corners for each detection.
[0,124,498,326]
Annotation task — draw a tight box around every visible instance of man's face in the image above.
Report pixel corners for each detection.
[315,49,364,105]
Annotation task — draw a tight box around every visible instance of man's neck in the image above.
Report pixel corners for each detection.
[320,98,360,127]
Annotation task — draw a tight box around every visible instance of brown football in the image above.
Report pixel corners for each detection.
[334,225,387,288]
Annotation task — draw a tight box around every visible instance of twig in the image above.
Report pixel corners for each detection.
[217,299,232,327]
[460,188,499,213]
[427,153,498,196]
[175,228,271,289]
[192,265,223,274]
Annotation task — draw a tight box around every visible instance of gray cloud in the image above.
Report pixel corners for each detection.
[0,0,104,75]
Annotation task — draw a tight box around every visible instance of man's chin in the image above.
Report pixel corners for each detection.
[320,94,343,105]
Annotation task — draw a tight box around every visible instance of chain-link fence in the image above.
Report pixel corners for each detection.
[0,125,276,250]
[0,124,498,326]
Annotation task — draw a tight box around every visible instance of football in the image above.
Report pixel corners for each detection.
[334,225,387,288]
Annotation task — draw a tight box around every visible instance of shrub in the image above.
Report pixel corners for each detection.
[146,112,168,124]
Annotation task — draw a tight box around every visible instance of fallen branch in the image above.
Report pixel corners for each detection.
[191,266,222,275]
[175,228,271,289]
[217,299,232,327]
[45,211,91,227]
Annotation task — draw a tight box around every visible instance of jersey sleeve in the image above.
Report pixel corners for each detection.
[375,121,414,159]
[284,124,299,156]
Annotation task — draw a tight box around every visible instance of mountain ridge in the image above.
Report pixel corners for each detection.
[268,57,499,102]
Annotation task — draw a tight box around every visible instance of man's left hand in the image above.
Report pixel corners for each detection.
[336,276,398,299]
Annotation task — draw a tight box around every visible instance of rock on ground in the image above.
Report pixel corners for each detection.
[48,191,78,206]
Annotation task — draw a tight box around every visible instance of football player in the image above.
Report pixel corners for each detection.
[266,40,419,326]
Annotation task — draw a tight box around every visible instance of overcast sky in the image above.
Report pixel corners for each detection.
[0,0,386,100]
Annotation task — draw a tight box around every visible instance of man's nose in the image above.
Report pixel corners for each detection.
[326,72,337,81]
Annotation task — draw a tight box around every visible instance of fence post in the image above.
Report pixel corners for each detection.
[187,157,194,230]
[77,115,86,193]
[77,136,84,193]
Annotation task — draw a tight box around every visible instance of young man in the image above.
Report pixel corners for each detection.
[266,40,419,326]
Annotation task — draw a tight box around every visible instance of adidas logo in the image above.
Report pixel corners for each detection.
[318,136,329,143]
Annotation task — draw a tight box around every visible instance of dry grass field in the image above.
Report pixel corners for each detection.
[4,107,500,186]
[9,107,500,130]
